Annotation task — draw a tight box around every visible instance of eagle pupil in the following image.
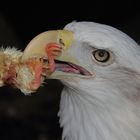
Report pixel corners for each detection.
[98,51,105,57]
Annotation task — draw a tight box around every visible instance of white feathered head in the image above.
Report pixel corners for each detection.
[50,22,140,140]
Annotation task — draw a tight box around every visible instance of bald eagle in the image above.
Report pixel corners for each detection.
[1,21,140,140]
[51,22,140,140]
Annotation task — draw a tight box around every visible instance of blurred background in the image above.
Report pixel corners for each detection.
[0,1,140,140]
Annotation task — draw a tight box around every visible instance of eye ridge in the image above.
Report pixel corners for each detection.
[93,49,110,62]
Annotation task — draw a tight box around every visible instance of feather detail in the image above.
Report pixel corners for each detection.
[0,47,22,87]
[59,82,140,140]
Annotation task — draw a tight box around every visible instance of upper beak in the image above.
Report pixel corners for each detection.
[22,30,74,62]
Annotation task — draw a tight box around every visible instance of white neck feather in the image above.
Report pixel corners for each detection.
[58,80,140,140]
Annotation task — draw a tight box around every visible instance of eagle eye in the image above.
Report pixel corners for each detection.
[92,49,110,62]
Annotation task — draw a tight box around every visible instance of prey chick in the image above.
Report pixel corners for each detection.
[0,44,61,94]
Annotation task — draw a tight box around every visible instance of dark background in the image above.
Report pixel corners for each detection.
[0,1,140,140]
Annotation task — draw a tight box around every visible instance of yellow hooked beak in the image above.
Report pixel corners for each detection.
[22,30,74,61]
[22,29,93,78]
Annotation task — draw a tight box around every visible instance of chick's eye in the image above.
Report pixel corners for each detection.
[92,49,110,62]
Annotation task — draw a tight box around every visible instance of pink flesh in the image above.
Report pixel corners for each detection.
[30,81,40,90]
[46,43,61,73]
[56,64,80,74]
[55,63,92,76]
[32,69,42,90]
[62,68,80,73]
[26,57,44,91]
